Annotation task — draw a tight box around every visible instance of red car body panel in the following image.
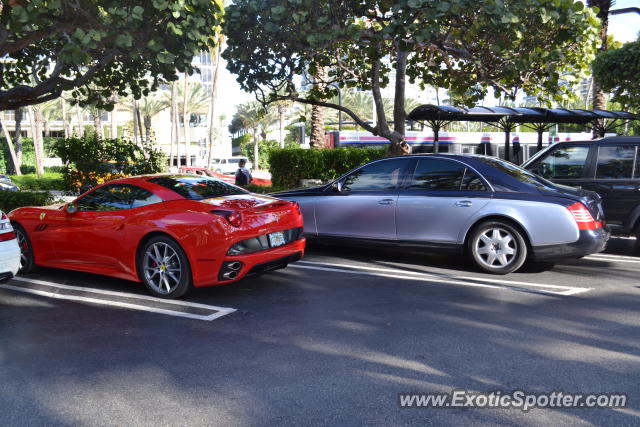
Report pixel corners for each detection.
[9,176,305,288]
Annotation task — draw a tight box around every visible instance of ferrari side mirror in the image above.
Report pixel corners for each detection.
[66,203,77,214]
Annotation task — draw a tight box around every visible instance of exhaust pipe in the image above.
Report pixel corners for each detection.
[228,261,242,271]
[223,270,238,280]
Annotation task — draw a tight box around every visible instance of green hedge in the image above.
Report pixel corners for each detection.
[0,190,55,213]
[268,147,387,188]
[10,172,65,191]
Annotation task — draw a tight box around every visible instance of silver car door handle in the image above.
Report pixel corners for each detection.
[455,200,473,207]
[378,199,394,205]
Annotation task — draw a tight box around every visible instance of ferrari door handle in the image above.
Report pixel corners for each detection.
[378,198,394,205]
[455,200,473,207]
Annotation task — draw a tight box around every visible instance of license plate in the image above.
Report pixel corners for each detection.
[268,231,286,247]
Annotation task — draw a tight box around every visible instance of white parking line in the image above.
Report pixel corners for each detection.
[585,255,640,264]
[291,260,591,296]
[3,277,237,321]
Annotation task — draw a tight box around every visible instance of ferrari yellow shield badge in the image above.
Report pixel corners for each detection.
[40,213,46,221]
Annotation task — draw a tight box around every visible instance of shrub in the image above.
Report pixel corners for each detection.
[10,173,65,191]
[52,134,166,191]
[0,190,55,213]
[268,147,388,188]
[243,183,287,194]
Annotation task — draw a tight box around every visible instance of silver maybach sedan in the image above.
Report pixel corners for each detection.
[272,154,610,274]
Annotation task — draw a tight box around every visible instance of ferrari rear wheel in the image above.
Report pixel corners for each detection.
[14,223,37,273]
[139,236,192,299]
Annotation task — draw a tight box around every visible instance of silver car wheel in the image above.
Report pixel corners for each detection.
[143,242,182,295]
[474,227,517,269]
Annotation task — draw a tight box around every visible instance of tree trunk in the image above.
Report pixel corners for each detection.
[44,121,51,137]
[76,106,84,137]
[183,77,191,166]
[135,106,143,143]
[29,107,45,177]
[132,101,139,143]
[61,99,70,138]
[393,47,408,149]
[309,67,326,148]
[0,114,20,175]
[95,111,104,138]
[278,104,285,148]
[589,0,611,138]
[109,92,118,139]
[144,115,152,143]
[207,45,222,169]
[171,81,179,168]
[171,82,180,167]
[14,108,23,168]
[253,127,259,171]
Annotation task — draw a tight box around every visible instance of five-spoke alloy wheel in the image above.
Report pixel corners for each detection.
[139,236,192,298]
[14,223,36,273]
[469,220,528,274]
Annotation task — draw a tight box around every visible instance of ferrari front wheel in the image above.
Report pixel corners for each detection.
[14,223,37,273]
[139,236,192,299]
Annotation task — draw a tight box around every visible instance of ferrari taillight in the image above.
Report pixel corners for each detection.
[211,210,242,227]
[567,202,602,230]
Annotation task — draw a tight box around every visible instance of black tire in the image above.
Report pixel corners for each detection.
[13,223,37,274]
[468,220,528,275]
[137,236,192,299]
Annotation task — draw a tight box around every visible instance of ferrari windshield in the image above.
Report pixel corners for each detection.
[149,176,248,199]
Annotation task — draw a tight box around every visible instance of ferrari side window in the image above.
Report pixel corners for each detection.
[77,185,161,211]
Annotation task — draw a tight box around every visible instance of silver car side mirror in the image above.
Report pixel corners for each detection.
[332,181,343,193]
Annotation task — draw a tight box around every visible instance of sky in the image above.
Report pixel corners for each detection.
[216,1,640,129]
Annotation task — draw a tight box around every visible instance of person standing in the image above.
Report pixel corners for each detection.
[235,159,252,186]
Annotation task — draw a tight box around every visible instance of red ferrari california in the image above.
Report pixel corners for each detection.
[9,175,305,298]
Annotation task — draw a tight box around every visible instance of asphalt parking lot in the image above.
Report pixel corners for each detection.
[1,237,639,426]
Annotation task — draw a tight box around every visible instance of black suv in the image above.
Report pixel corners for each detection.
[523,136,640,238]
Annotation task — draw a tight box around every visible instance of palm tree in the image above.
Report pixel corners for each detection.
[75,104,85,137]
[27,105,45,177]
[14,108,23,168]
[171,81,179,167]
[124,95,167,142]
[309,67,327,148]
[207,22,225,168]
[140,96,167,142]
[588,0,613,111]
[235,102,268,169]
[0,111,20,175]
[162,81,210,166]
[41,99,62,137]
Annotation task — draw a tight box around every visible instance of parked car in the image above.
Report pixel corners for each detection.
[0,211,20,281]
[272,155,609,274]
[9,175,305,298]
[0,175,20,192]
[523,136,640,239]
[210,157,252,175]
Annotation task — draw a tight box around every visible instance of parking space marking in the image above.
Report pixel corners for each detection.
[585,254,640,264]
[292,260,591,296]
[3,277,237,321]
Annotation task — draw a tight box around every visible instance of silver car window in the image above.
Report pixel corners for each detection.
[409,159,465,190]
[342,159,407,192]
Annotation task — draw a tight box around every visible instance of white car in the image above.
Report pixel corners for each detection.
[0,211,20,281]
[210,157,252,175]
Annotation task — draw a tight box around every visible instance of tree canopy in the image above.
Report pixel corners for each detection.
[224,0,599,153]
[0,0,223,111]
[593,38,640,111]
